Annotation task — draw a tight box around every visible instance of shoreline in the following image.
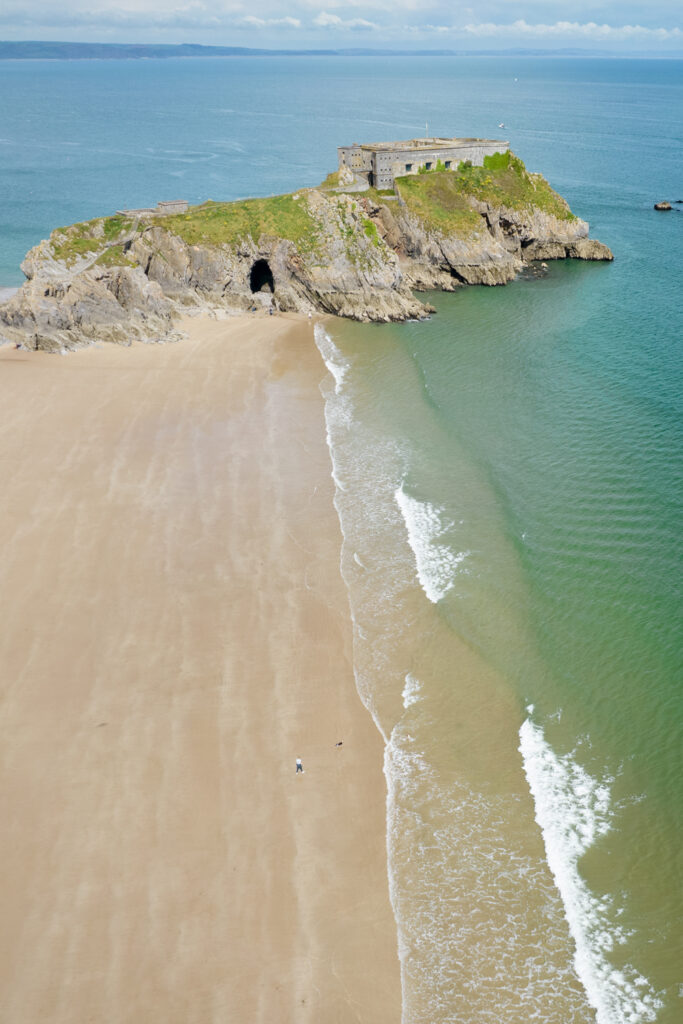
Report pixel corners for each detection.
[314,317,601,1022]
[0,314,401,1022]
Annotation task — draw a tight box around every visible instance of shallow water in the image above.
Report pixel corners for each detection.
[2,53,682,1023]
[318,245,681,1021]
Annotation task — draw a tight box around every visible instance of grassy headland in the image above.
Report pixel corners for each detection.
[48,195,322,266]
[394,151,575,233]
[162,195,321,254]
[44,153,574,270]
[50,216,135,265]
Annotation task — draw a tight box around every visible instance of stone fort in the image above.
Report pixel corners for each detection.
[338,135,509,190]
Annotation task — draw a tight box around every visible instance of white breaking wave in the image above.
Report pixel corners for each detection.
[402,673,421,709]
[519,718,663,1024]
[314,320,598,1022]
[314,322,348,395]
[385,722,597,1024]
[394,483,468,604]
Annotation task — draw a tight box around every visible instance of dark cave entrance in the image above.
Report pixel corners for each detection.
[249,259,274,293]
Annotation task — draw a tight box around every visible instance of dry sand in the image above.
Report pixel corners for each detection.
[0,315,401,1023]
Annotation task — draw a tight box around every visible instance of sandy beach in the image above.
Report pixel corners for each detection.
[0,314,401,1023]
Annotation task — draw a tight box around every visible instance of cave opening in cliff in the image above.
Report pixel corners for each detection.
[249,259,274,293]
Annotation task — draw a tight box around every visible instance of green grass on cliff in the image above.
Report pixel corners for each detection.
[395,151,575,234]
[394,175,482,235]
[94,244,138,268]
[102,215,134,240]
[362,217,381,247]
[469,152,575,219]
[161,194,320,254]
[46,152,573,271]
[319,170,340,190]
[51,215,135,264]
[50,231,102,263]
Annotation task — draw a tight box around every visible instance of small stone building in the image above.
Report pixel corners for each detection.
[337,136,509,190]
[116,200,189,217]
[156,200,189,215]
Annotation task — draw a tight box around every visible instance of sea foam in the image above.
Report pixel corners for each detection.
[314,322,348,395]
[402,672,421,709]
[385,721,597,1024]
[519,718,663,1024]
[394,483,467,604]
[314,321,593,1022]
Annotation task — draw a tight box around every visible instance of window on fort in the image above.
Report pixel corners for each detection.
[249,259,274,294]
[425,162,432,170]
[445,161,451,169]
[405,163,412,171]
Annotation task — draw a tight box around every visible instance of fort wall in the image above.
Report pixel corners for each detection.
[338,137,509,190]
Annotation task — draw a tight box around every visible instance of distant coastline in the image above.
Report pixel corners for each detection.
[1,41,682,60]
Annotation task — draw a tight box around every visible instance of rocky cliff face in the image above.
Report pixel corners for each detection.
[0,167,613,352]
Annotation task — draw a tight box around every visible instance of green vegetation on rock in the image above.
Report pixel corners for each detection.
[335,198,355,241]
[395,151,575,234]
[51,215,134,265]
[395,175,482,235]
[94,244,138,268]
[43,152,575,282]
[331,197,386,270]
[102,215,134,240]
[362,217,381,247]
[474,151,576,220]
[161,194,321,254]
[482,151,511,171]
[51,223,103,264]
[319,170,340,190]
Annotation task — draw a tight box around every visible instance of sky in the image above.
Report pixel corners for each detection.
[1,1,682,53]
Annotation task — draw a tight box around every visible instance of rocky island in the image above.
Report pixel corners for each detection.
[0,150,612,352]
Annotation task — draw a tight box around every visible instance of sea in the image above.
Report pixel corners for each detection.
[1,55,681,1023]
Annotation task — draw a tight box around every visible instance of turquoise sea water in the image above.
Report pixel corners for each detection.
[1,55,681,1022]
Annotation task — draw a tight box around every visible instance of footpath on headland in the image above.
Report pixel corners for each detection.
[0,313,401,1023]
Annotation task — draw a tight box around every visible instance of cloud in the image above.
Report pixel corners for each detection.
[0,1,680,48]
[461,20,683,40]
[0,3,300,31]
[240,16,302,29]
[0,2,236,29]
[313,11,379,30]
[403,23,451,34]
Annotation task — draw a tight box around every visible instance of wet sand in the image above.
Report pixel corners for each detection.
[0,315,401,1023]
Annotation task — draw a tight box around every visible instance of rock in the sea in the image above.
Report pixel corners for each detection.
[522,238,613,261]
[0,157,615,351]
[565,239,614,260]
[654,201,672,211]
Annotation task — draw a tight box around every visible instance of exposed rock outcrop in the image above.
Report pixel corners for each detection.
[523,237,614,261]
[1,264,176,353]
[1,167,613,352]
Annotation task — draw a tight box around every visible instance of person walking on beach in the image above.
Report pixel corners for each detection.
[296,757,304,774]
